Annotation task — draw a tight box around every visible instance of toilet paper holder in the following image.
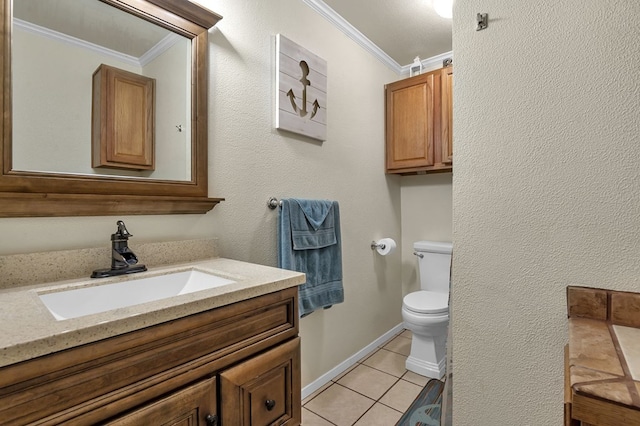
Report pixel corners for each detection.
[371,238,396,255]
[371,240,386,250]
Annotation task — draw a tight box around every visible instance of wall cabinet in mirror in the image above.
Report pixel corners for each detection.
[92,64,155,171]
[0,0,224,217]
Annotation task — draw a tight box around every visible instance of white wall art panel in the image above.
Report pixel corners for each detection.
[276,34,327,141]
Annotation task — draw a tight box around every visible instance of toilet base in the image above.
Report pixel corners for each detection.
[406,354,446,379]
[405,332,447,379]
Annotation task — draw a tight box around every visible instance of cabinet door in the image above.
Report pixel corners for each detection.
[220,337,301,426]
[385,72,436,172]
[104,378,218,426]
[92,64,155,171]
[441,66,453,165]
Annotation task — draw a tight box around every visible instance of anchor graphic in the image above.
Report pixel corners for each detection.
[286,60,320,120]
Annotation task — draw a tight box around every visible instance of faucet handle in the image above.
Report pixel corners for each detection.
[115,220,133,238]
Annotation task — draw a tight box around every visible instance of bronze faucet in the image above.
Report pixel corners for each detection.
[91,220,147,278]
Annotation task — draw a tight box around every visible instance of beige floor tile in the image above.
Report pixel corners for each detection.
[337,364,398,400]
[302,408,336,426]
[362,348,408,377]
[305,384,375,426]
[332,362,359,383]
[301,330,428,425]
[359,347,379,363]
[402,370,429,387]
[379,379,423,412]
[303,381,334,405]
[383,335,412,356]
[354,403,402,426]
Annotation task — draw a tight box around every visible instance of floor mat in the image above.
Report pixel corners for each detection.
[395,379,444,426]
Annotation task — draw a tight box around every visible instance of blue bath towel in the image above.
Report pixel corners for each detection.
[278,198,344,317]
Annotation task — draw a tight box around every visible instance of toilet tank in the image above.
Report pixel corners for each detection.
[414,241,452,294]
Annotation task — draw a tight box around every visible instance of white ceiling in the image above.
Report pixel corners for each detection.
[13,0,169,57]
[313,0,452,70]
[14,0,453,73]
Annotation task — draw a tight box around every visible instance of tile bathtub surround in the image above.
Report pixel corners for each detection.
[568,319,623,377]
[302,330,438,426]
[566,286,607,320]
[610,292,640,328]
[567,286,640,415]
[567,285,640,327]
[0,239,219,290]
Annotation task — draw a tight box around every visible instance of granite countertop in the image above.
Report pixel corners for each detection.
[567,286,640,411]
[0,257,305,368]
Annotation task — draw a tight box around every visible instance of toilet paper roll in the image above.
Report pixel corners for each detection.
[376,238,396,256]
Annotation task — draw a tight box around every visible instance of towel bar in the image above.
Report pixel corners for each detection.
[267,197,282,209]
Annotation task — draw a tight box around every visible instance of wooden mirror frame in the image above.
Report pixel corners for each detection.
[0,0,223,217]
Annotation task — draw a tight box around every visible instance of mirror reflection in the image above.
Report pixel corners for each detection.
[12,0,192,181]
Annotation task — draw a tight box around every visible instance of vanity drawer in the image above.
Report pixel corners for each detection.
[103,377,217,426]
[220,337,301,426]
[0,287,298,425]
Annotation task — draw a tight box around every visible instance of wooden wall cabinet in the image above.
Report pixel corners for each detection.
[385,66,453,175]
[92,64,155,171]
[441,66,453,165]
[0,287,301,426]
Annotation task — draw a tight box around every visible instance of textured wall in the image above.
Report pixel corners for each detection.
[400,173,453,295]
[452,1,640,424]
[0,0,402,388]
[203,0,402,385]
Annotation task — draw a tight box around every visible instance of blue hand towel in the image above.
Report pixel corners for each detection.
[278,198,344,317]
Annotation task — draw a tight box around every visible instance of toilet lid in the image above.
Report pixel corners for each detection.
[403,291,449,314]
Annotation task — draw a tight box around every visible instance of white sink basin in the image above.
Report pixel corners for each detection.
[38,269,236,321]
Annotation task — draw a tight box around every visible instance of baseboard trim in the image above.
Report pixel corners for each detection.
[301,322,405,399]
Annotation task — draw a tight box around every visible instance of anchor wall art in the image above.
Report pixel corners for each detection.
[275,34,327,141]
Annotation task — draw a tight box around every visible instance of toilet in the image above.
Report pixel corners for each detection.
[402,240,452,379]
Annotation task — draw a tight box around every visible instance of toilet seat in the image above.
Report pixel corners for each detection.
[403,291,448,314]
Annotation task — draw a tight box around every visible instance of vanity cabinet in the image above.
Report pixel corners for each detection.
[105,378,217,425]
[385,66,453,175]
[0,287,301,426]
[221,338,301,425]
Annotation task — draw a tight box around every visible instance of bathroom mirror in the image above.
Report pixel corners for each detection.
[0,0,223,217]
[13,0,193,181]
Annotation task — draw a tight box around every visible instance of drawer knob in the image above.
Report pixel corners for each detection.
[205,414,218,426]
[265,399,276,411]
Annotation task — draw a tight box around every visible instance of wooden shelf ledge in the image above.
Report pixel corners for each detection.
[0,192,223,217]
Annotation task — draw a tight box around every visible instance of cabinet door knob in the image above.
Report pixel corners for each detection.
[265,399,276,411]
[205,414,218,426]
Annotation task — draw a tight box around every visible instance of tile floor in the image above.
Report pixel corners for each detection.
[302,329,433,426]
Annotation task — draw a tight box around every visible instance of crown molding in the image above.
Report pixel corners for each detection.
[400,51,454,76]
[14,18,140,66]
[302,0,453,75]
[301,0,403,74]
[139,33,182,66]
[13,18,173,68]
